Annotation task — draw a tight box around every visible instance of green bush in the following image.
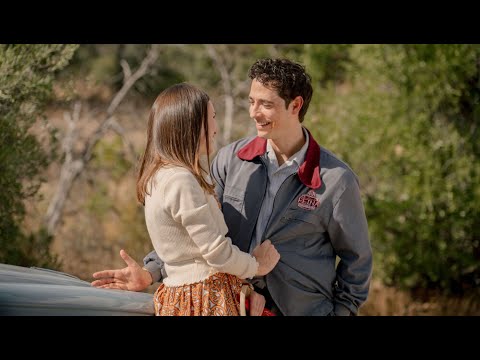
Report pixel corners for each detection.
[0,44,78,268]
[306,44,480,295]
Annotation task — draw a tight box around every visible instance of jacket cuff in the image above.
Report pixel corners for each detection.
[334,303,354,316]
[142,262,163,284]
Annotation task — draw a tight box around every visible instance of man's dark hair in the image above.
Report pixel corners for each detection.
[248,58,313,123]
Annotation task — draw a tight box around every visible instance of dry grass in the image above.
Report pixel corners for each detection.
[360,279,480,316]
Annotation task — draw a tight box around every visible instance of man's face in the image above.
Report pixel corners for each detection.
[248,79,298,140]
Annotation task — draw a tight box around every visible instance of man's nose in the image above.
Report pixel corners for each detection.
[250,104,260,119]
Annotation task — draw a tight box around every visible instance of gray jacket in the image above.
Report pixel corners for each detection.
[144,129,372,316]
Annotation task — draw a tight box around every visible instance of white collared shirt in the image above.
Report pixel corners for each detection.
[249,127,310,253]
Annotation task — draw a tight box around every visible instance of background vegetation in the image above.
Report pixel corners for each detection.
[1,44,478,314]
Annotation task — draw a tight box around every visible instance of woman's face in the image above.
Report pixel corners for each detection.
[199,101,218,155]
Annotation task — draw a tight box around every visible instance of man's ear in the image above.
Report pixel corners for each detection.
[290,96,304,116]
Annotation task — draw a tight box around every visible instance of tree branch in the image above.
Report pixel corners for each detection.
[205,45,235,146]
[43,45,160,235]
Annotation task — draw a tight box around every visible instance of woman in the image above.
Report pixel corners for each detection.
[136,82,280,315]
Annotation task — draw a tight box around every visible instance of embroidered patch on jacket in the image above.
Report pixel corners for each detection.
[297,190,320,210]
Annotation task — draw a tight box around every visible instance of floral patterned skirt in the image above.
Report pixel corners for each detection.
[153,272,243,316]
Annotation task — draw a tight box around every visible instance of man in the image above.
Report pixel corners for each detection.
[92,58,372,316]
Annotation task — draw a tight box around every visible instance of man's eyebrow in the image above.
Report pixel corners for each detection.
[249,97,275,105]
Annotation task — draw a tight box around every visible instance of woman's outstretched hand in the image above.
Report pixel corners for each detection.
[91,249,152,291]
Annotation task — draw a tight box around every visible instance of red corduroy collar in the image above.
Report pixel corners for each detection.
[236,128,321,189]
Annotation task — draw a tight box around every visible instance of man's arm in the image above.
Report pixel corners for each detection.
[328,172,373,316]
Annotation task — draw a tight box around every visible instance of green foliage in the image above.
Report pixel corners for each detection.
[69,45,186,98]
[0,44,78,267]
[67,44,121,83]
[162,44,265,92]
[86,136,133,219]
[306,44,480,295]
[303,44,353,86]
[91,135,132,181]
[85,183,112,219]
[2,227,62,269]
[121,203,152,263]
[117,45,185,97]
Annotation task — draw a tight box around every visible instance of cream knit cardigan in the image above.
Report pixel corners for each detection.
[144,164,259,287]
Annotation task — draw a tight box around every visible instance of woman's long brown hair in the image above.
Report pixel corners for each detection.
[136,83,215,205]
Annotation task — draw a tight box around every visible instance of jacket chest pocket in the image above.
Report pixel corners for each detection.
[222,185,246,240]
[282,208,319,226]
[279,208,325,237]
[278,209,331,256]
[222,185,245,213]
